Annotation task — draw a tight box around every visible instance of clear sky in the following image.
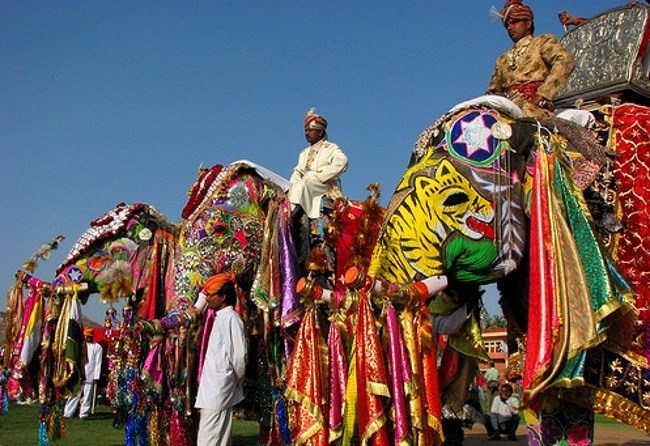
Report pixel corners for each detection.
[1,1,622,322]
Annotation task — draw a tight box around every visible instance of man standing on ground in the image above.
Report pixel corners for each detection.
[484,361,500,392]
[63,327,103,419]
[288,108,348,219]
[487,0,575,117]
[195,272,248,446]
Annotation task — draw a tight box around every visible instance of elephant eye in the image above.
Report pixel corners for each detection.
[443,192,469,207]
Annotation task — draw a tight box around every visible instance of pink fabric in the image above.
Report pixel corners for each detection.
[384,305,411,445]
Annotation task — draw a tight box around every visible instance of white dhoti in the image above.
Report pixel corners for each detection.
[63,382,94,418]
[197,408,234,446]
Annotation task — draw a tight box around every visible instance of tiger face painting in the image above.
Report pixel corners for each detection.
[369,159,497,284]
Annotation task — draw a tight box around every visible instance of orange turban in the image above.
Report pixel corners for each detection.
[501,0,534,25]
[84,327,94,338]
[202,271,236,295]
[304,108,328,130]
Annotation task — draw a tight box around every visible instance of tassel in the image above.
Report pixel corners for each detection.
[169,410,188,446]
[1,386,8,414]
[149,405,161,446]
[0,369,9,414]
[38,405,50,446]
[276,395,292,445]
[39,421,51,446]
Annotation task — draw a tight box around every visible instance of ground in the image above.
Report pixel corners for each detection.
[462,420,650,446]
[2,402,649,445]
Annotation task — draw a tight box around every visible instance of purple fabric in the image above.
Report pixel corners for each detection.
[279,212,301,359]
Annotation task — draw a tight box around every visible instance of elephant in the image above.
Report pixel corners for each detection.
[349,94,649,445]
[10,160,298,445]
[13,158,388,446]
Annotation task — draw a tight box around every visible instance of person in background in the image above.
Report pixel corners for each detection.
[64,327,103,419]
[485,383,520,441]
[195,272,248,446]
[487,0,575,117]
[484,361,500,392]
[288,108,348,220]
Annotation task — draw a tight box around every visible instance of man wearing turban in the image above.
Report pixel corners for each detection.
[63,327,103,419]
[288,108,349,219]
[195,272,248,446]
[487,0,575,117]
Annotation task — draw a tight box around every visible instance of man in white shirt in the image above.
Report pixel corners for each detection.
[195,272,248,446]
[485,383,520,441]
[288,108,348,219]
[63,327,103,419]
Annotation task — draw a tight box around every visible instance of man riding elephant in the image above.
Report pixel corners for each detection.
[487,0,575,117]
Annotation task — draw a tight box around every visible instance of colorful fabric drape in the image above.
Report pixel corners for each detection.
[383,304,411,446]
[327,316,347,443]
[284,308,328,446]
[354,295,389,446]
[610,103,650,358]
[12,280,46,386]
[52,289,83,391]
[417,307,444,446]
[523,149,559,403]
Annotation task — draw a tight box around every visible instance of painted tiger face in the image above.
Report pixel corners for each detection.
[415,160,495,241]
[369,159,495,282]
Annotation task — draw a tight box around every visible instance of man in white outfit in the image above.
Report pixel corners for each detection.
[288,108,349,219]
[63,327,103,419]
[195,272,248,446]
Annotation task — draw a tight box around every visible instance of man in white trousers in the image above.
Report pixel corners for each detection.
[195,272,248,446]
[64,327,103,419]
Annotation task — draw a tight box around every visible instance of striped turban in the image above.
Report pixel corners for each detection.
[501,0,534,25]
[304,108,328,130]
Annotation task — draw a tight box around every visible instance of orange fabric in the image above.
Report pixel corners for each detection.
[83,327,94,337]
[202,271,235,295]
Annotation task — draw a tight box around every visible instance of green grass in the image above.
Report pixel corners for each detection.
[0,403,259,446]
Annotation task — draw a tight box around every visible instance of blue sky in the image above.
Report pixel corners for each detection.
[1,1,620,322]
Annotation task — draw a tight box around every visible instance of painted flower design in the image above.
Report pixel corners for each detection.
[229,183,250,210]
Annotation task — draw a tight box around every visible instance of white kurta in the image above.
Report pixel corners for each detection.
[288,139,348,218]
[195,306,247,411]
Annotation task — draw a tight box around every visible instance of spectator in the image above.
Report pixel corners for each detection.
[485,383,520,441]
[64,328,103,419]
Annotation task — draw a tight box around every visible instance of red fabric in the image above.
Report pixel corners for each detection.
[356,295,389,446]
[419,307,444,445]
[522,151,557,402]
[285,309,328,446]
[612,104,650,355]
[507,81,543,102]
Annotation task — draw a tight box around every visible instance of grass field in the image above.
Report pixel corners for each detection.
[1,401,647,445]
[0,403,259,446]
